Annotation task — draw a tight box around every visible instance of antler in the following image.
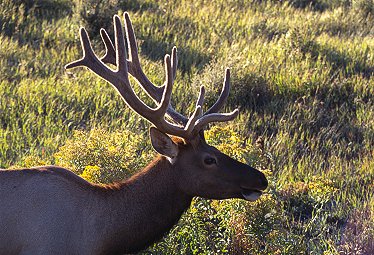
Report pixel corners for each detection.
[65,13,238,140]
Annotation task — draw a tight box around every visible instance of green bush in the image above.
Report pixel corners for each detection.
[353,0,374,17]
[54,128,153,183]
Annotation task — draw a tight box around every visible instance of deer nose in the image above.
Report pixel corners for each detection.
[261,175,268,190]
[258,172,268,190]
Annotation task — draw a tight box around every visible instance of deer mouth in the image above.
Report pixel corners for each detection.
[241,189,262,201]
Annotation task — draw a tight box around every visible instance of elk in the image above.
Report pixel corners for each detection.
[0,13,268,255]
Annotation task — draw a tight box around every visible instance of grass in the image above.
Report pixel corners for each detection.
[1,0,373,254]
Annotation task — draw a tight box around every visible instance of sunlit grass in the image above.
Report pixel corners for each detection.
[1,0,373,254]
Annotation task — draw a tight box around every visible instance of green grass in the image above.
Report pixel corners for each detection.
[1,0,373,254]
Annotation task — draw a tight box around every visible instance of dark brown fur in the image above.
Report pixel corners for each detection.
[0,138,267,254]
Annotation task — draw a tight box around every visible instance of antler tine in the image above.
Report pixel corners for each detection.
[171,46,178,80]
[65,28,109,71]
[66,15,153,122]
[98,13,162,101]
[66,15,191,137]
[67,13,239,140]
[123,12,140,66]
[157,55,174,116]
[114,15,129,77]
[189,69,239,136]
[185,106,202,135]
[101,12,188,125]
[123,12,163,102]
[205,68,231,115]
[193,109,239,136]
[100,28,116,66]
[181,86,205,135]
[123,12,179,90]
[196,86,205,118]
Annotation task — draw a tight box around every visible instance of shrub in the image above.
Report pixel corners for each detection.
[73,0,120,37]
[72,0,152,37]
[353,0,374,18]
[54,128,153,183]
[338,202,374,255]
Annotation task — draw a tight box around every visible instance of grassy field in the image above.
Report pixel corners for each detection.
[1,0,373,254]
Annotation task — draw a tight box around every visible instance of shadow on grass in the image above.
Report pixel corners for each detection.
[7,0,73,23]
[28,0,72,21]
[0,0,72,48]
[79,0,158,38]
[288,0,329,12]
[225,72,371,160]
[304,41,373,79]
[140,38,211,73]
[287,0,350,12]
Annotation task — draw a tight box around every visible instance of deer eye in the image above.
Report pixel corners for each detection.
[204,157,217,165]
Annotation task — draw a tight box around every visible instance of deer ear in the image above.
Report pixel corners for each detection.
[150,127,179,158]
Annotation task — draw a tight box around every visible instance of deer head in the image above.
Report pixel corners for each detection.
[65,13,268,201]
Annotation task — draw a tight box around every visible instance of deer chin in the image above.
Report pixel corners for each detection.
[241,189,262,202]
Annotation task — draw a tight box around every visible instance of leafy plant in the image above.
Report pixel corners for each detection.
[54,128,153,183]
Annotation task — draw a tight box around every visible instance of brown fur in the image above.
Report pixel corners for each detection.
[0,138,267,254]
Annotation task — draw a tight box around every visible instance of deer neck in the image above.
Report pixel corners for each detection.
[96,156,192,254]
